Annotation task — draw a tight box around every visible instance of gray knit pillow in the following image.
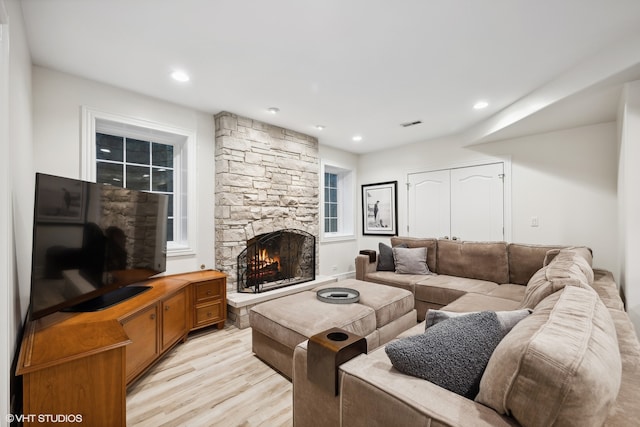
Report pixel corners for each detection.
[385,311,507,398]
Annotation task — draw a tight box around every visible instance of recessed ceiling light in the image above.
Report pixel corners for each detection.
[315,125,325,130]
[268,107,280,114]
[352,135,363,142]
[473,101,489,110]
[171,70,190,82]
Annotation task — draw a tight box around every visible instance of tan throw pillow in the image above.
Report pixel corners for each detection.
[519,248,593,309]
[543,247,593,277]
[476,286,621,427]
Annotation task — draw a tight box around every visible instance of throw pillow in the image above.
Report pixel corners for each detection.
[385,311,513,398]
[425,309,531,332]
[392,246,430,275]
[376,242,406,271]
[476,286,621,427]
[519,250,593,309]
[548,247,594,284]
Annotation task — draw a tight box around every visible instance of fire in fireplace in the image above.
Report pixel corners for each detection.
[237,228,315,293]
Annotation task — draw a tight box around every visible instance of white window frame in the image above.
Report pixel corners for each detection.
[321,162,355,241]
[81,107,196,256]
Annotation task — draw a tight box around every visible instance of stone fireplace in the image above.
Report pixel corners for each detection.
[237,228,315,293]
[214,111,320,308]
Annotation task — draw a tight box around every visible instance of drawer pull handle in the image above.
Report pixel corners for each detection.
[165,305,170,311]
[206,290,212,295]
[207,312,212,317]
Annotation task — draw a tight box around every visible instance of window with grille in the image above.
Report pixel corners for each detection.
[322,164,354,239]
[324,172,338,233]
[82,107,196,255]
[96,133,175,241]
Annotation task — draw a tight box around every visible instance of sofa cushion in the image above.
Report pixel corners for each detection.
[551,246,594,283]
[441,293,521,312]
[363,271,424,294]
[485,284,526,302]
[391,237,437,273]
[476,286,621,427]
[339,334,517,427]
[392,246,431,275]
[414,275,497,306]
[519,249,593,309]
[425,309,531,331]
[543,245,592,268]
[437,239,509,283]
[592,269,625,311]
[385,311,520,398]
[605,309,640,427]
[507,243,564,285]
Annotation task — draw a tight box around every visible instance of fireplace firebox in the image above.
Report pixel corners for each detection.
[237,229,315,293]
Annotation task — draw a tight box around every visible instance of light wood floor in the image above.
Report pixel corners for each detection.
[126,325,293,427]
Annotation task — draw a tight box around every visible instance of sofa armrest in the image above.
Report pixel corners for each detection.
[294,338,517,427]
[293,341,341,427]
[355,253,377,281]
[339,348,518,427]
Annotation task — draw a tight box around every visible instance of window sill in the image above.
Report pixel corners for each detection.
[167,245,196,258]
[321,233,356,243]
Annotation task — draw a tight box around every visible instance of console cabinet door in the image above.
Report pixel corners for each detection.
[122,305,159,383]
[162,289,188,351]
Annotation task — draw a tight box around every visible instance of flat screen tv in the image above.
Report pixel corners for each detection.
[29,173,169,320]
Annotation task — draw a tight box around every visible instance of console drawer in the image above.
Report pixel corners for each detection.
[194,301,224,327]
[194,279,224,303]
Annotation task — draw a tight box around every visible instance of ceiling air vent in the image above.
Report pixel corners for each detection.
[401,120,422,128]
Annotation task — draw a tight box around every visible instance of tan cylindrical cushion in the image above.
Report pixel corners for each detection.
[476,286,621,427]
[519,247,594,309]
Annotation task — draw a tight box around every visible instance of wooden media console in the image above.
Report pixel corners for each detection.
[16,270,227,427]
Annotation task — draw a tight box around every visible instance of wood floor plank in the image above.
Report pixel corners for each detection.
[126,325,293,427]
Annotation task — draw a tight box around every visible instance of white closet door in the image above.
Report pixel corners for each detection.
[407,169,451,238]
[450,163,504,241]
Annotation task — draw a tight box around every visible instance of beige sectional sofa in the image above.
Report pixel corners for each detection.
[356,237,570,320]
[293,238,640,427]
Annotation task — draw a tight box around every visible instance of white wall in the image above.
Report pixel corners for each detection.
[357,122,619,277]
[3,0,33,421]
[318,144,359,278]
[618,81,640,335]
[479,123,618,275]
[32,67,216,275]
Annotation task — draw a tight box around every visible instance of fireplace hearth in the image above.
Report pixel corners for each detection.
[237,229,315,293]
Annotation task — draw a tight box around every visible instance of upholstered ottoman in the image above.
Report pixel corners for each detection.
[249,279,416,378]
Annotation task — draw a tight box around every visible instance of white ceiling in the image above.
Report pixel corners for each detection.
[19,0,640,153]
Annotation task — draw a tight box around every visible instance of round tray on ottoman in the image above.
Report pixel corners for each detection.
[316,287,360,304]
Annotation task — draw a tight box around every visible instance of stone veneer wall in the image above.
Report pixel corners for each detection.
[214,111,319,293]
